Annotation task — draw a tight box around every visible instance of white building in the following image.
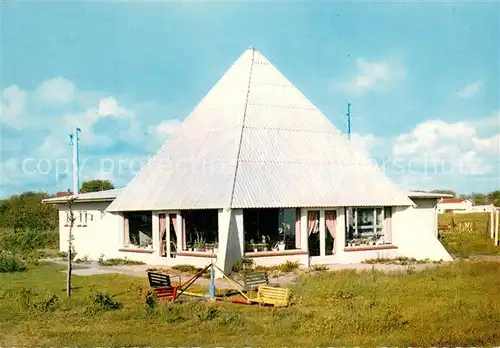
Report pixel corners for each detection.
[437,198,473,214]
[43,48,452,272]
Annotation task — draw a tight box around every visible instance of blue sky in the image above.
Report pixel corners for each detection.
[1,1,499,198]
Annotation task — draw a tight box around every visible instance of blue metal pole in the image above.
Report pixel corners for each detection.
[75,128,80,194]
[209,262,215,300]
[347,103,351,140]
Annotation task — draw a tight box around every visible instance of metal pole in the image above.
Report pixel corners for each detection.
[209,261,215,301]
[348,103,351,139]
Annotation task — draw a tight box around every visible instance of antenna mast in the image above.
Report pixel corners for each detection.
[68,127,81,194]
[346,103,351,140]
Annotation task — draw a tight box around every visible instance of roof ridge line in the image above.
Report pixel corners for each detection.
[229,48,256,208]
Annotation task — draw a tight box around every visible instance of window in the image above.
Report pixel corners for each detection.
[124,211,153,249]
[182,210,218,252]
[345,207,392,247]
[243,208,300,252]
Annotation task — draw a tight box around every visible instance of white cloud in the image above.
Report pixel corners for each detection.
[1,85,27,126]
[98,96,132,117]
[343,58,406,93]
[36,77,75,103]
[350,132,378,156]
[457,81,482,99]
[154,119,182,136]
[392,117,499,176]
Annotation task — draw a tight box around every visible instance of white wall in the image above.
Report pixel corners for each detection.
[58,201,122,260]
[58,200,452,271]
[437,200,473,213]
[392,205,452,261]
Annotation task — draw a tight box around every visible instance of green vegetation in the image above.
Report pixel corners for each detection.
[0,253,27,273]
[98,257,145,267]
[1,261,500,346]
[310,264,329,272]
[0,192,58,231]
[171,264,200,273]
[363,257,440,265]
[80,179,115,193]
[418,189,500,206]
[439,213,500,257]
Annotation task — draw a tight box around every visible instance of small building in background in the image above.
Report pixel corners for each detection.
[437,198,473,214]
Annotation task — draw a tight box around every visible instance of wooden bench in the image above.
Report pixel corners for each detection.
[252,285,291,307]
[244,271,269,291]
[147,271,172,287]
[147,271,182,302]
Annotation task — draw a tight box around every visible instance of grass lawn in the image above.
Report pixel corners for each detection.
[439,213,500,257]
[1,261,500,346]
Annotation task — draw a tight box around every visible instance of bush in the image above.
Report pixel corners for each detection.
[88,291,122,312]
[311,264,329,272]
[172,264,199,273]
[0,192,58,232]
[143,288,157,310]
[231,258,255,273]
[278,260,301,272]
[0,228,58,254]
[0,253,27,273]
[98,258,145,266]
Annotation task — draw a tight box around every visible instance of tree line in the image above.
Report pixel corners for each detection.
[422,189,500,207]
[0,180,114,231]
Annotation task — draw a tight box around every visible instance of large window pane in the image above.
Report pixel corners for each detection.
[243,208,299,252]
[182,210,218,251]
[345,207,391,247]
[125,211,153,249]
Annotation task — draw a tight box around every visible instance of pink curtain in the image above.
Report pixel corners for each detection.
[295,208,301,249]
[159,214,166,256]
[325,210,337,254]
[308,211,318,235]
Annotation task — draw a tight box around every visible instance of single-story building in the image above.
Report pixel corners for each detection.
[437,198,473,214]
[43,48,453,273]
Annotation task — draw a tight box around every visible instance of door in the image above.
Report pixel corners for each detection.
[307,210,321,256]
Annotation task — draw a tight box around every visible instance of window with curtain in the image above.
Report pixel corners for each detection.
[123,211,153,249]
[345,207,392,247]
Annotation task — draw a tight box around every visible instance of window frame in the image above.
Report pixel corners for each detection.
[345,207,392,247]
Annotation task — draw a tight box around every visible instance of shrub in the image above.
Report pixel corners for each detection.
[311,264,329,272]
[98,258,145,266]
[143,288,157,310]
[0,253,27,273]
[231,258,255,273]
[33,294,59,312]
[279,260,301,272]
[88,291,122,312]
[196,305,219,321]
[0,228,58,254]
[172,264,199,273]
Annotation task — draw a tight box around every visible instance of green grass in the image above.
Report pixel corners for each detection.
[439,213,500,257]
[1,261,500,346]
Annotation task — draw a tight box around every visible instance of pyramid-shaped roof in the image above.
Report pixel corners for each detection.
[107,49,413,211]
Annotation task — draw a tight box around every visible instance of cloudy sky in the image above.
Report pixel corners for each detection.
[1,2,499,198]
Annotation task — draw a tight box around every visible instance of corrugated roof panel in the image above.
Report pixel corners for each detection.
[232,162,411,208]
[106,50,253,211]
[108,48,413,212]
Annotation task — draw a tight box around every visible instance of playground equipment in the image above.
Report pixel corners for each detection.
[146,261,291,307]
